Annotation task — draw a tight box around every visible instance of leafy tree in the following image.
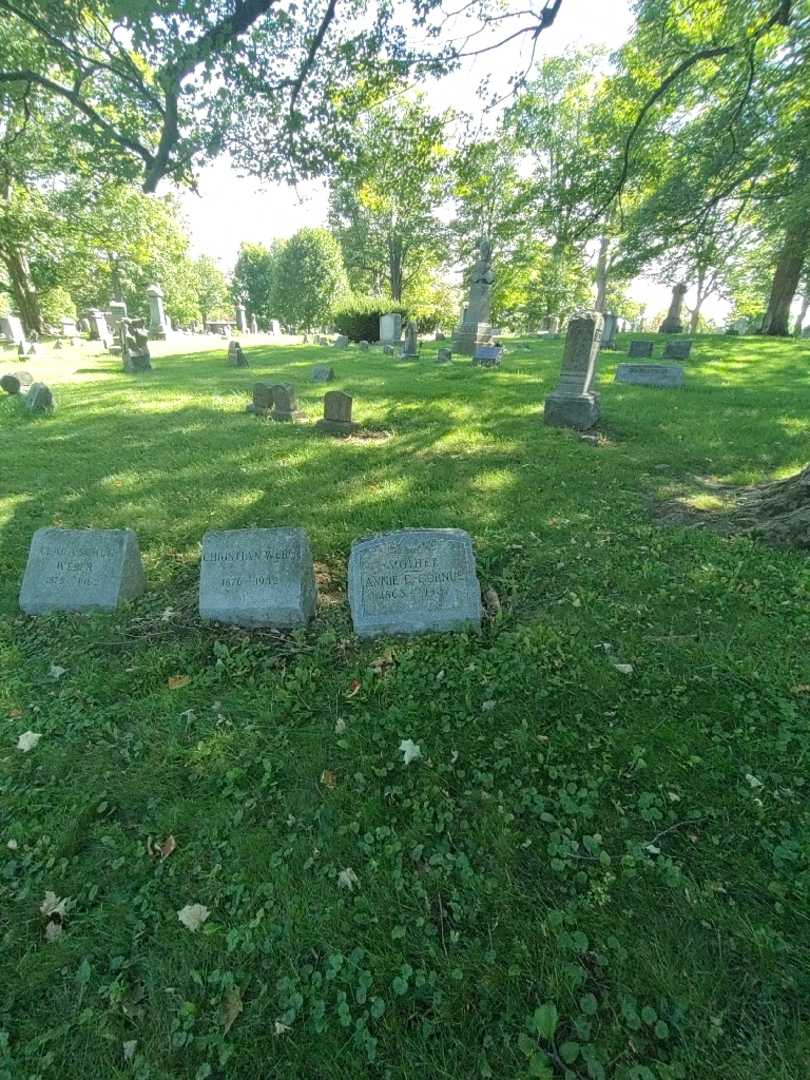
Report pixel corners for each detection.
[193,257,231,328]
[232,242,282,323]
[450,135,528,267]
[269,228,349,331]
[328,96,451,301]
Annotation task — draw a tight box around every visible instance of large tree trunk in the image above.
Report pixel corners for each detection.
[760,216,809,336]
[1,245,43,334]
[793,294,809,336]
[738,464,810,547]
[594,236,609,312]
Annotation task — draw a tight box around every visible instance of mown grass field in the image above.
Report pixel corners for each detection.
[1,332,809,1079]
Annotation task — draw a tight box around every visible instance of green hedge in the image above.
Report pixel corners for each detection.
[332,299,408,343]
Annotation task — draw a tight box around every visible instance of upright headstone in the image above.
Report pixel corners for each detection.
[19,527,146,615]
[663,340,693,360]
[250,314,258,334]
[542,315,560,333]
[146,284,170,340]
[659,283,687,334]
[87,310,110,341]
[358,340,370,351]
[453,237,495,356]
[543,312,603,431]
[1,314,25,344]
[628,340,654,358]
[1,374,20,395]
[380,313,402,346]
[269,319,281,335]
[383,344,395,356]
[199,527,317,628]
[228,340,248,367]
[236,304,248,333]
[436,348,452,363]
[615,363,684,388]
[348,528,482,638]
[246,382,274,415]
[402,322,418,358]
[316,390,357,436]
[120,319,152,372]
[472,344,503,368]
[334,335,349,348]
[270,384,306,422]
[108,302,127,337]
[60,316,79,337]
[311,364,334,382]
[600,313,618,349]
[25,383,54,413]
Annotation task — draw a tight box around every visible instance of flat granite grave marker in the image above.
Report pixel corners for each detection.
[437,348,452,363]
[348,528,482,638]
[334,335,349,348]
[19,527,146,615]
[628,340,654,358]
[663,340,692,360]
[543,311,603,431]
[472,344,503,367]
[270,383,306,422]
[25,383,54,413]
[316,390,357,436]
[199,527,316,628]
[311,364,335,383]
[615,363,684,388]
[228,340,248,367]
[246,382,274,415]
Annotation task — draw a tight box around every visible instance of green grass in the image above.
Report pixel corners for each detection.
[1,332,809,1080]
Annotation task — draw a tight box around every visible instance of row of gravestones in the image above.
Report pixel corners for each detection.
[19,527,481,639]
[1,371,55,413]
[544,311,690,429]
[247,383,357,435]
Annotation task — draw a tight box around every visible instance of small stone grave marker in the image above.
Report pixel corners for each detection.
[358,340,370,351]
[311,364,334,383]
[316,390,357,436]
[543,312,602,430]
[271,383,306,422]
[615,363,684,388]
[19,527,146,615]
[383,344,394,356]
[334,335,349,348]
[628,340,654,358]
[25,383,54,413]
[199,527,317,628]
[472,344,503,367]
[228,340,248,367]
[1,373,20,395]
[348,528,482,638]
[246,382,274,415]
[436,348,452,363]
[663,340,692,360]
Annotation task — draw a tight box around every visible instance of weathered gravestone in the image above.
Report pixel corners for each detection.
[236,304,248,333]
[437,348,452,363]
[311,364,334,383]
[87,309,110,341]
[316,390,357,436]
[659,283,687,334]
[472,344,503,368]
[246,382,274,415]
[663,339,693,360]
[19,527,146,615]
[120,319,152,372]
[269,319,281,335]
[615,363,685,388]
[402,322,418,358]
[358,340,370,351]
[628,340,654,358]
[380,312,402,345]
[0,315,25,344]
[334,335,349,348]
[348,529,481,639]
[146,284,170,340]
[1,373,20,395]
[383,344,395,356]
[199,527,317,628]
[25,383,54,413]
[108,302,127,337]
[61,316,79,337]
[271,383,306,422]
[600,313,618,349]
[543,312,603,431]
[228,340,248,367]
[542,315,560,333]
[453,237,495,356]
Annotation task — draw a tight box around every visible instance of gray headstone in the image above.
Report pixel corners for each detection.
[87,309,110,341]
[1,373,20,395]
[316,390,357,436]
[472,344,502,367]
[380,313,402,345]
[436,348,452,363]
[358,340,370,351]
[271,383,306,422]
[19,527,146,615]
[628,340,654,358]
[334,335,349,348]
[402,323,418,357]
[246,382,275,415]
[615,363,685,388]
[600,313,618,349]
[120,319,152,373]
[146,284,170,340]
[311,364,335,383]
[25,383,54,413]
[199,528,316,628]
[348,528,482,639]
[543,312,603,430]
[383,344,395,356]
[269,319,281,335]
[228,340,248,367]
[663,340,692,360]
[0,315,25,344]
[236,303,248,333]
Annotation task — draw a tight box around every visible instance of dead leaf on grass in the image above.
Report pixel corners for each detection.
[167,675,191,690]
[220,986,243,1034]
[320,770,337,789]
[369,649,396,676]
[177,903,209,931]
[160,834,177,861]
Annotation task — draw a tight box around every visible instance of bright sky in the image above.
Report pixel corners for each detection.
[175,0,729,325]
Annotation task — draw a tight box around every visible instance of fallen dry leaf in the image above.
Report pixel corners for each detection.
[16,730,42,752]
[177,903,210,931]
[48,664,66,680]
[160,835,177,861]
[320,770,337,789]
[791,684,810,695]
[369,649,395,676]
[611,662,634,675]
[335,718,346,735]
[483,587,501,616]
[40,891,67,918]
[274,1020,291,1035]
[167,675,191,690]
[8,707,23,719]
[7,839,18,850]
[345,679,362,699]
[122,1040,137,1062]
[45,921,63,943]
[399,739,422,765]
[220,986,243,1034]
[338,867,359,891]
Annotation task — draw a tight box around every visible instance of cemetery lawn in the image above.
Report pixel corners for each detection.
[2,332,810,1080]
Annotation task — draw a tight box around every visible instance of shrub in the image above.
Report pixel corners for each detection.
[40,286,76,325]
[333,298,408,342]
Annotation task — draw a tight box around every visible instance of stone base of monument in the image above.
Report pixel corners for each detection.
[452,325,492,357]
[543,392,601,431]
[316,418,358,436]
[271,408,307,422]
[123,355,152,373]
[246,404,271,416]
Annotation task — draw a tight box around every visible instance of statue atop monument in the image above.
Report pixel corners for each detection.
[453,237,496,356]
